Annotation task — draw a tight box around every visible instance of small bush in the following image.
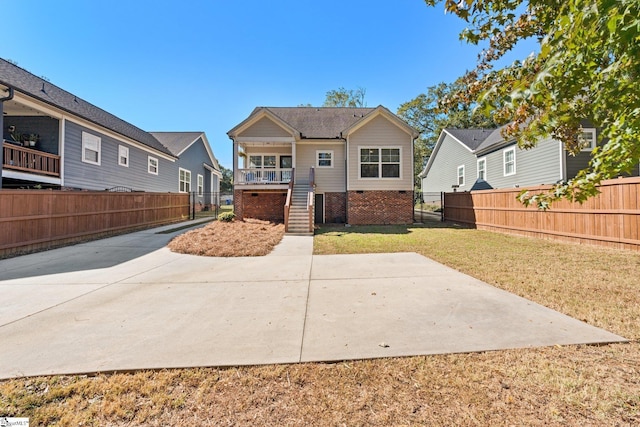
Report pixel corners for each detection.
[218,211,236,222]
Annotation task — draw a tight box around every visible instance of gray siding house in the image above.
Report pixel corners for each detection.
[0,58,220,194]
[419,125,636,194]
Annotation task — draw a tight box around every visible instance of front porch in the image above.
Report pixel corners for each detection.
[3,140,61,178]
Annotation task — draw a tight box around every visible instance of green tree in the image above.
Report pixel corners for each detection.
[398,80,497,188]
[424,0,640,208]
[323,87,367,107]
[219,165,233,193]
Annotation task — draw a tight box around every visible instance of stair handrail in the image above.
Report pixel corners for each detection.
[307,167,315,233]
[284,168,295,232]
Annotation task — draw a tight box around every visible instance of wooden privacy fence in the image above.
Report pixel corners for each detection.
[444,177,640,251]
[0,190,190,257]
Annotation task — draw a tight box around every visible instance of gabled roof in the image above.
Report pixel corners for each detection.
[150,131,220,171]
[0,58,174,157]
[228,106,418,140]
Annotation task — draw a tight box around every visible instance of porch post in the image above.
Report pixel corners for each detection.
[0,86,14,189]
[232,139,239,185]
[291,141,296,184]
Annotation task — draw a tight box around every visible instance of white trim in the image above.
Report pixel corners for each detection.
[204,163,222,177]
[316,150,334,168]
[118,145,129,167]
[81,131,101,165]
[457,164,465,187]
[503,147,516,176]
[477,157,487,180]
[179,168,192,193]
[2,169,62,185]
[148,156,158,175]
[559,141,566,182]
[248,153,278,169]
[579,128,597,151]
[234,137,295,144]
[59,117,66,185]
[357,146,402,180]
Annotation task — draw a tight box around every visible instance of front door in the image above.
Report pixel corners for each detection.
[280,156,292,182]
[314,193,324,224]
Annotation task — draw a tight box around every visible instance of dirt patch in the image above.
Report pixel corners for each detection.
[168,219,285,257]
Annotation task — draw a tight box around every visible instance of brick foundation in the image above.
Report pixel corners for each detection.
[237,190,287,223]
[347,190,413,225]
[324,192,347,223]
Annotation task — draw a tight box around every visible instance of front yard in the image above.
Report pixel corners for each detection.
[1,221,638,425]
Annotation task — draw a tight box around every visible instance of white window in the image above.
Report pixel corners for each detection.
[579,128,597,151]
[81,132,101,165]
[477,158,486,180]
[179,168,191,193]
[317,150,333,168]
[197,174,204,196]
[457,165,465,186]
[118,145,129,167]
[249,155,276,169]
[148,156,158,175]
[359,147,401,179]
[503,147,516,176]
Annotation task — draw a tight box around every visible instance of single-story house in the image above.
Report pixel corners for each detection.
[419,124,639,194]
[227,106,419,232]
[0,58,220,195]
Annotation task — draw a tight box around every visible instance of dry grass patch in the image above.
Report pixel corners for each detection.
[168,218,284,257]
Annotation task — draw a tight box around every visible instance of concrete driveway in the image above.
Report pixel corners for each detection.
[0,221,626,379]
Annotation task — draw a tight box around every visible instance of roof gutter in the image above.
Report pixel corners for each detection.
[0,86,15,189]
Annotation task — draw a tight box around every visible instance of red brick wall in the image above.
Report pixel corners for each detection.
[240,190,287,222]
[233,189,244,219]
[347,190,413,225]
[324,192,347,223]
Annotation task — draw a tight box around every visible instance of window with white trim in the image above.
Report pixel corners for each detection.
[249,155,276,169]
[148,156,158,175]
[503,147,516,176]
[81,132,101,165]
[118,145,129,167]
[359,147,401,178]
[457,165,465,186]
[477,158,486,180]
[179,168,191,193]
[197,174,204,196]
[579,128,596,151]
[317,150,333,168]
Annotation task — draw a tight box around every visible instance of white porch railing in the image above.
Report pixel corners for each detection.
[236,168,293,184]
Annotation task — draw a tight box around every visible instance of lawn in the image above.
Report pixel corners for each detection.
[1,221,638,426]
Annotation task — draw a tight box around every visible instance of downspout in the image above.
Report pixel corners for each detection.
[341,131,349,225]
[0,87,15,189]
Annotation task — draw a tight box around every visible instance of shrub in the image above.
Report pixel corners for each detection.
[218,211,236,222]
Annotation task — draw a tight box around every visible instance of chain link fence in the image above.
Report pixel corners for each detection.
[414,191,444,223]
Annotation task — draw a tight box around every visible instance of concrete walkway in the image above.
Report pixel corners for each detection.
[0,222,626,379]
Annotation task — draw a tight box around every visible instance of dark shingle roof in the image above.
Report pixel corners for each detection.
[0,58,174,157]
[149,132,204,156]
[445,124,512,153]
[261,107,376,138]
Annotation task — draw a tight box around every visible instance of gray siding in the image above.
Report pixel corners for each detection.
[347,115,413,191]
[483,138,562,188]
[421,133,476,193]
[239,117,292,138]
[176,137,217,202]
[296,142,345,192]
[63,120,178,192]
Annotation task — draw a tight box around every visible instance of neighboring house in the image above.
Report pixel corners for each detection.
[227,106,418,232]
[150,132,222,209]
[0,58,220,194]
[419,125,639,194]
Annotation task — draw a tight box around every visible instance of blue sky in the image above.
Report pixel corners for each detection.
[3,0,536,168]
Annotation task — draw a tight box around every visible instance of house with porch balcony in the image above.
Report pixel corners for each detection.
[228,106,418,233]
[0,58,220,203]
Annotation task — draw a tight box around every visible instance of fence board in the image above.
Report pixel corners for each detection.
[444,177,640,251]
[0,190,190,257]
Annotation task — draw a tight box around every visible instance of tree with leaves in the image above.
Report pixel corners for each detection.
[323,87,367,107]
[219,165,233,193]
[424,0,640,208]
[398,80,497,188]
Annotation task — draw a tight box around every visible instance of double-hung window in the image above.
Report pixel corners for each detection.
[179,168,191,193]
[317,150,333,168]
[503,147,516,176]
[477,158,486,180]
[82,132,101,165]
[457,165,465,186]
[579,128,597,151]
[197,174,204,196]
[148,156,158,175]
[249,154,277,181]
[359,147,401,178]
[118,145,129,167]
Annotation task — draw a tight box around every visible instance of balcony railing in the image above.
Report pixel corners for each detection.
[3,141,61,177]
[236,168,293,185]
